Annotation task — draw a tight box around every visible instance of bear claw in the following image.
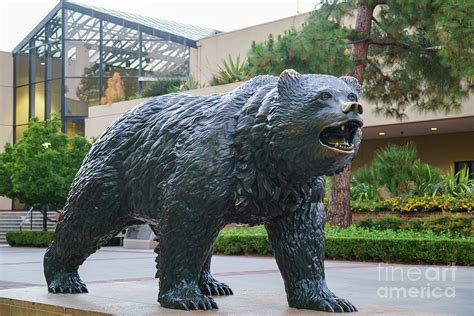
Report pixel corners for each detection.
[47,272,88,294]
[159,282,219,310]
[199,272,233,296]
[296,296,357,313]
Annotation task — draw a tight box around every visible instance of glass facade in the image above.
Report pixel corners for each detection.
[12,1,214,140]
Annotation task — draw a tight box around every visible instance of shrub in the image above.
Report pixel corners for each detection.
[6,231,122,247]
[215,226,272,255]
[357,214,472,237]
[211,55,250,85]
[6,231,54,247]
[405,215,473,238]
[214,226,473,265]
[141,78,183,97]
[357,216,404,231]
[352,194,474,213]
[168,75,206,93]
[435,168,474,197]
[351,144,443,200]
[325,237,473,265]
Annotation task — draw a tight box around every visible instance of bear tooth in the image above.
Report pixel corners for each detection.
[341,125,345,131]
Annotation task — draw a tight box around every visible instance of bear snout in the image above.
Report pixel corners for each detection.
[342,102,363,115]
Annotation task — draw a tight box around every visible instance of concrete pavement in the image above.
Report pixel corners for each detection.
[0,245,472,315]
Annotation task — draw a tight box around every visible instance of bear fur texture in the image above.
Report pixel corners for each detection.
[44,69,363,312]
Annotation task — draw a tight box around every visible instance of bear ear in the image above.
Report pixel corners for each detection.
[278,69,301,96]
[340,76,361,95]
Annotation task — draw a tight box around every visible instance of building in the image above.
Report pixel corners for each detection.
[0,2,473,212]
[10,0,219,140]
[0,0,220,211]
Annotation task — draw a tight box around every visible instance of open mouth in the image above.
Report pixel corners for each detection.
[319,120,362,153]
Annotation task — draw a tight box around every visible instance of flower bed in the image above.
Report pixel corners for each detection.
[351,194,474,213]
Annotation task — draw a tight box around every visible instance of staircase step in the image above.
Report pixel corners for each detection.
[0,211,58,243]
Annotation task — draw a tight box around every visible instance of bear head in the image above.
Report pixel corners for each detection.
[267,69,363,178]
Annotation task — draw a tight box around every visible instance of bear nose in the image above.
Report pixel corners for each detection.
[342,102,363,115]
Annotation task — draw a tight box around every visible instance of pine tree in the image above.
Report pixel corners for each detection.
[246,0,474,227]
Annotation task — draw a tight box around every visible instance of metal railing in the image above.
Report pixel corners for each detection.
[19,205,58,231]
[19,206,35,232]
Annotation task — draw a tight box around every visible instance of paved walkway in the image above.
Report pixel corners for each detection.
[0,245,472,315]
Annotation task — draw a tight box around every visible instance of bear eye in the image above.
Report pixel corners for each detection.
[320,92,332,101]
[348,93,358,102]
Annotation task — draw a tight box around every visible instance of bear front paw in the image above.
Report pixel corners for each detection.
[159,281,218,310]
[47,272,88,294]
[199,271,233,296]
[288,280,357,312]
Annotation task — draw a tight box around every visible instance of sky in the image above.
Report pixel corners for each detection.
[0,0,319,52]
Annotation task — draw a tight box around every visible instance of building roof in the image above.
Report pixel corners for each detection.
[69,1,219,42]
[13,0,220,53]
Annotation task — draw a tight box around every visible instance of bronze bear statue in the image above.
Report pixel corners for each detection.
[44,69,363,312]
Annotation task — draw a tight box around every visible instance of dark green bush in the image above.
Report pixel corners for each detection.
[215,227,273,255]
[403,215,473,237]
[141,79,183,97]
[6,231,123,247]
[358,216,404,231]
[325,237,473,266]
[6,231,54,247]
[357,215,473,237]
[214,226,474,265]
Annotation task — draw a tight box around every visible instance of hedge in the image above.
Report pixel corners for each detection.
[214,227,474,266]
[6,231,54,247]
[356,215,473,237]
[5,231,122,247]
[325,237,473,266]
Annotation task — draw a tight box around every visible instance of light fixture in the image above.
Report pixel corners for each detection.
[431,127,438,131]
[40,62,45,65]
[378,132,385,136]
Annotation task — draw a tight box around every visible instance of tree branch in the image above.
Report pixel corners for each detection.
[371,16,383,30]
[350,37,409,48]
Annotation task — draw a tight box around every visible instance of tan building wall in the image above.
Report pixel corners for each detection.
[353,131,474,173]
[190,13,310,84]
[0,51,14,210]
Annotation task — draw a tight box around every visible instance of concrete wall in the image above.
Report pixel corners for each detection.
[85,82,241,138]
[0,51,13,210]
[190,13,310,84]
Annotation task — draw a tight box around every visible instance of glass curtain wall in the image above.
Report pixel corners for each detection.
[14,11,62,139]
[14,5,191,139]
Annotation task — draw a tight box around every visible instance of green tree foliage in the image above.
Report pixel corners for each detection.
[246,2,356,77]
[246,0,473,119]
[0,115,92,208]
[351,144,443,200]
